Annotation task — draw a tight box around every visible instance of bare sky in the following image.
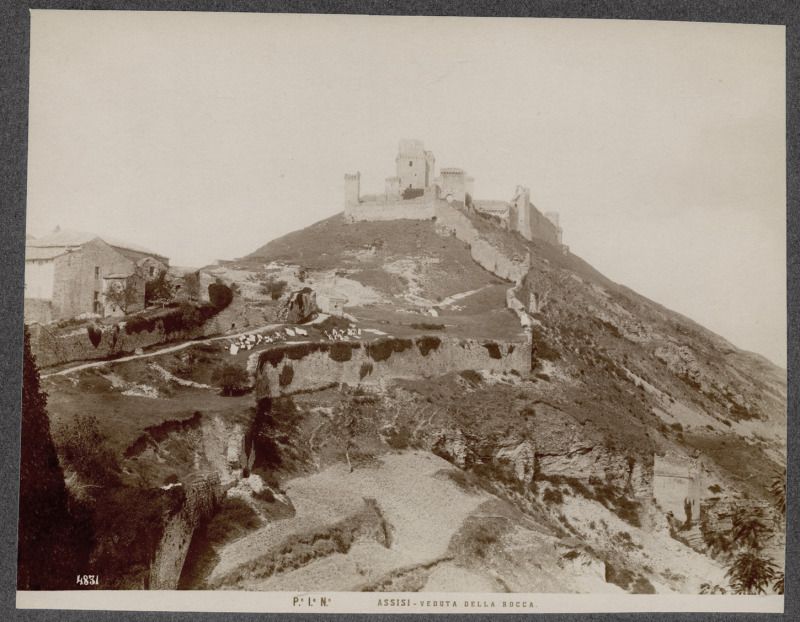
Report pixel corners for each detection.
[27,11,786,366]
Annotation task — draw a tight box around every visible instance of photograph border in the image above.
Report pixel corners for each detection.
[1,1,796,620]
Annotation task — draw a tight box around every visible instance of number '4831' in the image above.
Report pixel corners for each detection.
[76,575,99,586]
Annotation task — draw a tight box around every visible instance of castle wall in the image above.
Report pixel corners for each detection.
[344,196,437,223]
[528,206,561,246]
[434,203,530,283]
[254,336,531,399]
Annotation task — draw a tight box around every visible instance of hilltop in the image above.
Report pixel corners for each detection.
[37,204,786,593]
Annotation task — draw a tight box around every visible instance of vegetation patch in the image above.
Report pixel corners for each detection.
[482,342,502,359]
[86,325,103,348]
[359,361,374,380]
[410,322,445,331]
[366,338,413,362]
[415,336,442,356]
[459,369,483,386]
[212,364,250,396]
[328,342,357,362]
[531,327,561,362]
[279,364,294,387]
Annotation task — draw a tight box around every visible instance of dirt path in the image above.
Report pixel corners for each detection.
[42,323,284,378]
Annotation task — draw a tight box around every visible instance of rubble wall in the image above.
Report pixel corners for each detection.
[254,336,531,399]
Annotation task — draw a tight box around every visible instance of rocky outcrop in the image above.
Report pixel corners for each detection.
[278,288,318,324]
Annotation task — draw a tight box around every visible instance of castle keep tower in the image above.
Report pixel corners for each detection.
[395,139,435,194]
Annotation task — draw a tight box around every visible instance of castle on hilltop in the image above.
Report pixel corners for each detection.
[344,139,563,247]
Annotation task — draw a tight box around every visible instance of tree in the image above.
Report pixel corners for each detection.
[725,551,778,595]
[729,507,770,551]
[55,413,121,487]
[145,269,172,306]
[104,278,141,314]
[769,468,786,518]
[18,325,88,589]
[208,281,234,310]
[213,364,249,396]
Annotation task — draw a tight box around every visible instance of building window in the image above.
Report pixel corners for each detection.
[409,161,413,166]
[149,266,155,277]
[94,266,100,279]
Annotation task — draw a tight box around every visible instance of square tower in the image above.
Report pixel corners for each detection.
[396,139,435,192]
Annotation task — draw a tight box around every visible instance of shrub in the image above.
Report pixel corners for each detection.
[328,342,354,362]
[459,369,482,386]
[482,342,502,359]
[385,426,412,450]
[86,325,102,348]
[402,187,424,200]
[410,322,445,331]
[55,413,120,486]
[416,336,441,356]
[261,277,288,301]
[366,338,412,362]
[208,281,234,310]
[279,364,294,387]
[213,364,249,396]
[145,269,172,306]
[542,486,564,505]
[531,327,561,362]
[359,362,373,380]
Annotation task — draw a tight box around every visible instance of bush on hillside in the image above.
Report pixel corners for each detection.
[260,277,288,301]
[145,269,172,306]
[208,281,234,310]
[212,364,250,396]
[55,413,121,487]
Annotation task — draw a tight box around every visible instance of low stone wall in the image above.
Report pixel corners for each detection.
[149,474,223,589]
[29,297,267,369]
[254,336,531,399]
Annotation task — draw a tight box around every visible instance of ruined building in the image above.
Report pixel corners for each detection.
[344,139,564,247]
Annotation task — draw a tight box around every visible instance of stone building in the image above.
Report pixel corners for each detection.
[24,228,169,324]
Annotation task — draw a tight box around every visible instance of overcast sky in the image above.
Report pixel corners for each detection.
[27,11,786,366]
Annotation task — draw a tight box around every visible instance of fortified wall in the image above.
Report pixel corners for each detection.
[254,336,531,399]
[344,140,565,249]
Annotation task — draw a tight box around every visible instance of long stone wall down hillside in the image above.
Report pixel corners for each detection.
[28,298,266,368]
[254,337,531,399]
[345,197,437,222]
[434,204,530,283]
[149,474,223,590]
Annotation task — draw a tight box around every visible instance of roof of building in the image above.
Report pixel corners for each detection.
[25,246,70,261]
[103,273,133,279]
[27,228,168,261]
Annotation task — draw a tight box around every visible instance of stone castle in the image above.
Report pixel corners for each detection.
[344,139,564,248]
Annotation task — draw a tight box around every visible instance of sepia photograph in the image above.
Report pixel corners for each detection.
[13,8,787,615]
